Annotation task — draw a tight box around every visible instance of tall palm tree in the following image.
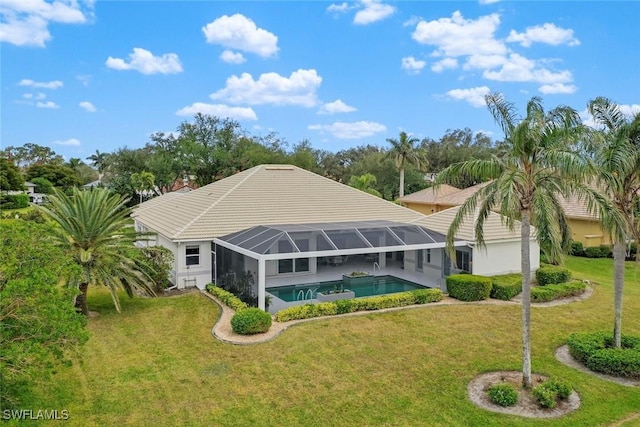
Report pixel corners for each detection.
[385,131,427,198]
[588,97,640,347]
[435,92,615,388]
[86,150,109,180]
[39,188,154,315]
[130,171,156,203]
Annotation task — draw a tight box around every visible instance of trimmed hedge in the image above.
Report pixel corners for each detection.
[206,284,249,312]
[567,331,640,378]
[274,288,443,322]
[490,273,522,301]
[531,281,586,303]
[568,241,584,256]
[535,265,571,286]
[532,379,572,409]
[230,308,272,335]
[0,194,29,209]
[487,383,518,407]
[446,274,492,301]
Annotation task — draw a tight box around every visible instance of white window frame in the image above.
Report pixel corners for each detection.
[186,245,200,266]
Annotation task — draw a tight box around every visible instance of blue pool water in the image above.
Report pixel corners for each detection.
[267,275,425,302]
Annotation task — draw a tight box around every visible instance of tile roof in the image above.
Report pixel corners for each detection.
[132,164,530,242]
[397,184,460,204]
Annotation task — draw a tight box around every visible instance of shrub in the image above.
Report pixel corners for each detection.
[599,244,612,258]
[206,284,248,312]
[411,288,443,304]
[531,281,586,303]
[274,289,443,322]
[567,332,640,378]
[532,379,572,409]
[568,241,584,256]
[584,245,609,258]
[18,209,47,223]
[535,265,571,286]
[487,383,518,407]
[446,274,492,301]
[230,308,272,335]
[0,194,29,209]
[490,274,522,300]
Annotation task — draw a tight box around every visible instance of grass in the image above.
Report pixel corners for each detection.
[17,256,640,426]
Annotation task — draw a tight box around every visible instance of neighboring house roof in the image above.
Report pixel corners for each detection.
[397,184,460,204]
[24,182,36,187]
[83,180,102,188]
[133,164,532,243]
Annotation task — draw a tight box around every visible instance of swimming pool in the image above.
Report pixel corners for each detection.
[267,275,425,302]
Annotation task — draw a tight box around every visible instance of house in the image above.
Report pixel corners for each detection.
[399,183,611,247]
[133,165,539,311]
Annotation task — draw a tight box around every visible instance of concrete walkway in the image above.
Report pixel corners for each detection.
[200,284,595,345]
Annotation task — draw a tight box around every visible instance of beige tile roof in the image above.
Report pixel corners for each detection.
[415,206,533,241]
[397,184,460,204]
[132,164,527,242]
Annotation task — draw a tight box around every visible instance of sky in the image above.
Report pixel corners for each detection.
[2,0,639,161]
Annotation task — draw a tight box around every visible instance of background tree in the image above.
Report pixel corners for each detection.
[0,221,88,408]
[348,173,382,197]
[436,92,613,388]
[39,188,155,315]
[31,177,54,194]
[385,131,428,198]
[25,163,81,189]
[130,171,155,203]
[86,150,110,179]
[0,158,24,191]
[587,97,640,347]
[2,143,64,170]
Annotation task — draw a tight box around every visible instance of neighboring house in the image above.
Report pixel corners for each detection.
[24,182,36,194]
[400,182,611,247]
[133,165,539,311]
[83,179,102,189]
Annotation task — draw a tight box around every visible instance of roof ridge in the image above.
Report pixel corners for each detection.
[173,165,263,239]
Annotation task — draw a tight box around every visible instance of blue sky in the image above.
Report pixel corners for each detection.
[2,0,639,161]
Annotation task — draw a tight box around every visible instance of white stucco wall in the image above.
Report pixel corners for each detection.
[471,238,540,276]
[175,240,212,289]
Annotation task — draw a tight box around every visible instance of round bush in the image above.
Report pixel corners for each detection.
[446,274,492,301]
[230,308,272,335]
[487,383,518,407]
[567,331,640,378]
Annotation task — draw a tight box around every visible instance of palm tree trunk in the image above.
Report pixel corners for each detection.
[399,168,405,198]
[612,239,625,347]
[75,282,89,316]
[520,209,532,388]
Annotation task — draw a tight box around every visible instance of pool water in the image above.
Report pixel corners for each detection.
[267,275,425,302]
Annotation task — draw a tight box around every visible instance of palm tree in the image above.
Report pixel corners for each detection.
[39,188,154,315]
[86,150,109,179]
[130,171,155,203]
[435,92,615,388]
[587,97,640,347]
[385,131,427,198]
[348,173,382,197]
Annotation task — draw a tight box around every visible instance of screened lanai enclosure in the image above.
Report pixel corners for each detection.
[213,220,470,312]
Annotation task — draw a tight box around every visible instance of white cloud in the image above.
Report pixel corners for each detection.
[431,58,458,73]
[203,14,278,58]
[403,16,422,27]
[22,92,46,100]
[482,53,572,84]
[210,69,322,107]
[19,79,63,89]
[308,121,386,139]
[445,86,491,108]
[106,48,183,75]
[53,138,80,146]
[327,2,351,13]
[412,11,506,57]
[538,83,577,94]
[463,54,506,71]
[0,0,90,47]
[479,0,500,4]
[318,99,357,114]
[401,56,426,74]
[36,101,59,109]
[79,101,96,112]
[619,104,640,117]
[220,50,246,64]
[507,23,580,47]
[175,103,257,121]
[354,0,395,25]
[76,74,91,86]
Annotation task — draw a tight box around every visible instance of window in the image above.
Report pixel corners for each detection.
[426,249,431,264]
[278,259,293,274]
[416,250,423,272]
[186,245,200,266]
[279,239,310,274]
[295,258,310,272]
[455,250,471,272]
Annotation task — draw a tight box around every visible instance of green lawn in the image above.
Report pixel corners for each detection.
[19,257,640,426]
